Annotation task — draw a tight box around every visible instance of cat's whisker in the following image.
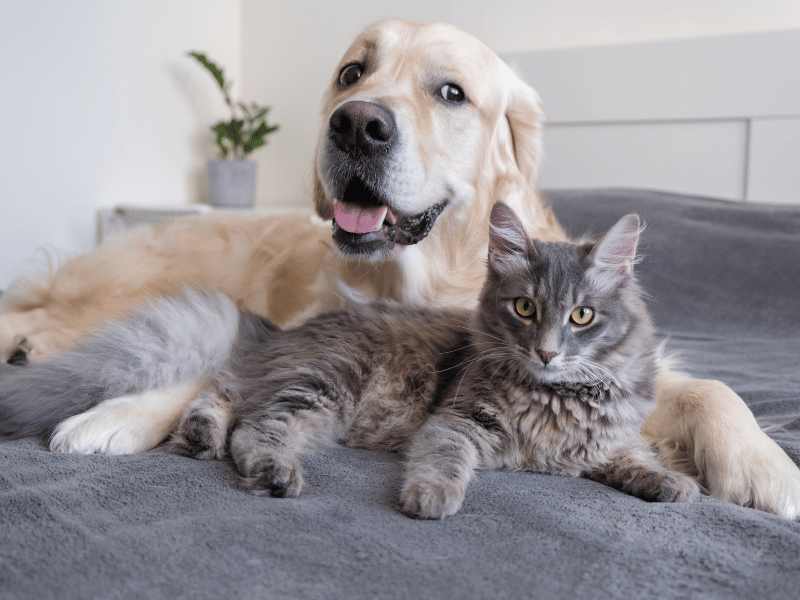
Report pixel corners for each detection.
[489,358,513,382]
[570,363,598,382]
[449,351,516,392]
[593,370,624,394]
[569,364,603,388]
[452,325,507,344]
[575,361,623,399]
[447,349,514,404]
[437,339,504,355]
[430,345,511,375]
[583,360,623,388]
[449,357,483,409]
[464,352,514,373]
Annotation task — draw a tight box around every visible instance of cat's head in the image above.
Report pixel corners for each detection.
[477,202,653,386]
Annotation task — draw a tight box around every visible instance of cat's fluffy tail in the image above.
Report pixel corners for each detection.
[0,290,275,439]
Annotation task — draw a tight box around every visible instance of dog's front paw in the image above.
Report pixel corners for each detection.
[649,376,800,519]
[50,399,148,455]
[700,427,800,519]
[2,335,32,366]
[50,384,197,455]
[242,454,304,498]
[400,477,466,519]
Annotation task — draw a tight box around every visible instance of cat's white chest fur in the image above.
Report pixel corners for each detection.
[499,386,645,476]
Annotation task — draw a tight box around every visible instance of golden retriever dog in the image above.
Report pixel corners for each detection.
[1,19,798,518]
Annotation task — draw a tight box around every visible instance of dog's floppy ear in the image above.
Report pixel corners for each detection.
[504,76,544,187]
[313,173,333,221]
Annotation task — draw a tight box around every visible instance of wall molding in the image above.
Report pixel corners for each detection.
[504,30,800,204]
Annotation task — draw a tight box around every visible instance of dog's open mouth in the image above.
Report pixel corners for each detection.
[331,178,447,258]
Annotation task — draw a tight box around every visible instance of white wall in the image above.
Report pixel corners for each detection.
[504,29,800,203]
[242,0,800,210]
[2,0,800,288]
[0,0,241,288]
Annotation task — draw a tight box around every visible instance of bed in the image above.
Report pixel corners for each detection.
[1,188,799,600]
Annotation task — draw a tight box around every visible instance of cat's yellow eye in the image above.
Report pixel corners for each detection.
[570,307,594,326]
[514,298,536,318]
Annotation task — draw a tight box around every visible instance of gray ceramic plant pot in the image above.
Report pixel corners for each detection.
[208,160,256,208]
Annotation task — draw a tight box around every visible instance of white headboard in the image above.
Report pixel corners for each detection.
[502,29,800,204]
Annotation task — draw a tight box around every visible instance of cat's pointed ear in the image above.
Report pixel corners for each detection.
[588,214,641,276]
[488,201,531,269]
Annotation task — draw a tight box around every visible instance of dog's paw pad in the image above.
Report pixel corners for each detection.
[3,335,32,366]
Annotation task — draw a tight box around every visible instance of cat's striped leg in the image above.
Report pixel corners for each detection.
[229,391,346,498]
[590,445,699,502]
[401,414,498,519]
[644,369,800,519]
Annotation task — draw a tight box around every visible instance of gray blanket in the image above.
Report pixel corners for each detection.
[1,189,799,600]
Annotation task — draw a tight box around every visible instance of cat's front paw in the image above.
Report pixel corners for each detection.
[655,471,700,503]
[597,448,700,503]
[400,478,466,519]
[242,454,304,498]
[167,389,234,460]
[168,414,225,460]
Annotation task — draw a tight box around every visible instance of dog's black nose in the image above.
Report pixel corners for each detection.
[329,101,396,157]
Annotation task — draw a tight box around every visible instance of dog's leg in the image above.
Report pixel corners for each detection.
[2,335,33,365]
[49,380,202,455]
[0,311,60,361]
[643,369,800,519]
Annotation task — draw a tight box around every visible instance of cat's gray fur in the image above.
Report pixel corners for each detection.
[0,291,276,437]
[0,202,698,517]
[177,202,698,516]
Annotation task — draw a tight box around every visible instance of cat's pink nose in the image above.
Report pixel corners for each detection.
[537,349,558,365]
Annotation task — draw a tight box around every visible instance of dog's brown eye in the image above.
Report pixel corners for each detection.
[438,83,465,103]
[339,64,363,87]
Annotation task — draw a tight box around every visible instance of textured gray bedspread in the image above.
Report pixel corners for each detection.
[2,189,799,600]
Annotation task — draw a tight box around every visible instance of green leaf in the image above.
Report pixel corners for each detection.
[252,107,270,121]
[190,51,280,158]
[243,137,266,155]
[210,123,229,158]
[211,119,246,158]
[238,102,253,119]
[229,119,244,146]
[188,52,227,92]
[251,122,269,138]
[242,121,279,155]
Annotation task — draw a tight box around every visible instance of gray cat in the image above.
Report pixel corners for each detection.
[0,202,698,518]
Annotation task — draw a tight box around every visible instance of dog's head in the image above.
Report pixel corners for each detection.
[313,19,544,262]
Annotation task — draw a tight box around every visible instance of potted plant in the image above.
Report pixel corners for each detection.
[189,51,279,208]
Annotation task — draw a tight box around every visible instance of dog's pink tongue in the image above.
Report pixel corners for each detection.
[334,202,395,234]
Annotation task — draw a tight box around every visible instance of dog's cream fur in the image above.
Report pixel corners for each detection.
[1,19,798,518]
